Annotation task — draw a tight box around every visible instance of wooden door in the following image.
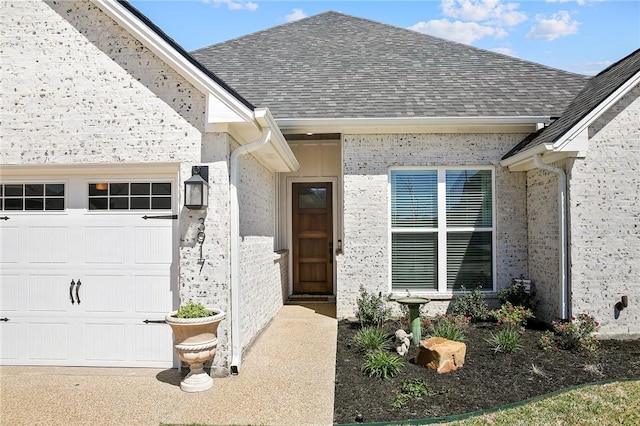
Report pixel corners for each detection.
[292,183,333,294]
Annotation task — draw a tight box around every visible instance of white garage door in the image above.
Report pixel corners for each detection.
[0,172,178,367]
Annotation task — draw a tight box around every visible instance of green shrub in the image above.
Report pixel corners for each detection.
[486,327,523,353]
[354,287,391,328]
[451,286,488,322]
[425,314,470,342]
[489,302,534,332]
[539,313,600,356]
[497,279,539,313]
[392,378,433,409]
[353,327,392,352]
[175,301,212,318]
[361,351,404,379]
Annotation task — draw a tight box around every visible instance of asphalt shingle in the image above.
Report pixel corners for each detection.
[503,48,640,159]
[192,11,588,120]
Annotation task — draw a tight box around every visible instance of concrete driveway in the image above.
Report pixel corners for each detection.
[0,304,337,426]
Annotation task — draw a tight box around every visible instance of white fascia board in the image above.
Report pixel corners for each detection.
[276,116,551,134]
[92,0,254,124]
[254,108,300,172]
[553,71,640,152]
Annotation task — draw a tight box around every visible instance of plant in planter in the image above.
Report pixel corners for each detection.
[165,301,225,392]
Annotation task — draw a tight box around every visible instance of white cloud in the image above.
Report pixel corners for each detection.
[211,0,258,12]
[413,1,526,45]
[546,0,587,5]
[410,19,507,44]
[441,0,527,27]
[570,60,613,75]
[285,8,307,23]
[491,47,516,56]
[526,11,579,41]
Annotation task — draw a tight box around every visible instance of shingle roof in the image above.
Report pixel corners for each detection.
[503,48,640,159]
[191,11,587,120]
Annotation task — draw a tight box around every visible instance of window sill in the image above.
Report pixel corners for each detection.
[390,292,497,301]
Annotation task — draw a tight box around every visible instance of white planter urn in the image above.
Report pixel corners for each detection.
[165,309,225,392]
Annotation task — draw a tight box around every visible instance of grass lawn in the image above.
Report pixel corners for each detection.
[437,380,640,426]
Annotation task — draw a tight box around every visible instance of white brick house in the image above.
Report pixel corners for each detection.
[1,1,638,374]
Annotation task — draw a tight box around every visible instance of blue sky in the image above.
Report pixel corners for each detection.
[130,0,639,75]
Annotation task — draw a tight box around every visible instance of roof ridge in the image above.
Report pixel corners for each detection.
[194,9,586,79]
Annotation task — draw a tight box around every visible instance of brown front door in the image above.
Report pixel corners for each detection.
[292,182,333,295]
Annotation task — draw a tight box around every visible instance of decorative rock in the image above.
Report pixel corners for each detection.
[415,337,466,374]
[395,329,413,356]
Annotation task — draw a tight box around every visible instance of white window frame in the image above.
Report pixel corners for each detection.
[388,166,496,296]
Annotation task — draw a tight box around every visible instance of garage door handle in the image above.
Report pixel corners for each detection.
[143,319,166,324]
[142,214,178,220]
[0,216,8,220]
[76,279,81,304]
[70,280,76,304]
[0,317,9,322]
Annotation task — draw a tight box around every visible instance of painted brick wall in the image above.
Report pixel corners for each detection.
[237,148,286,352]
[1,1,235,373]
[2,0,204,165]
[526,166,562,323]
[568,84,640,338]
[338,133,529,318]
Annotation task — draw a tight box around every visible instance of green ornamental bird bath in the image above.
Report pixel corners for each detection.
[396,297,430,345]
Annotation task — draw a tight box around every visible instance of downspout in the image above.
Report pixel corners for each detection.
[532,154,569,320]
[229,128,272,374]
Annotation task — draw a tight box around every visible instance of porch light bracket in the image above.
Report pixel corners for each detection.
[184,166,209,210]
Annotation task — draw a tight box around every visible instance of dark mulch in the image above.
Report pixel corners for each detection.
[333,320,640,424]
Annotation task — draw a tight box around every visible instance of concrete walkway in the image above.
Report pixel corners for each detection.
[0,304,337,426]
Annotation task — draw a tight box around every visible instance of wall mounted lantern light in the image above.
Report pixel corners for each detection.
[184,166,209,210]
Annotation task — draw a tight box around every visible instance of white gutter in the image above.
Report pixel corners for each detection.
[229,128,272,374]
[277,116,551,133]
[532,154,569,320]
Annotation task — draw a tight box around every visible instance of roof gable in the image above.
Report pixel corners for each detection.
[502,48,640,164]
[192,11,587,121]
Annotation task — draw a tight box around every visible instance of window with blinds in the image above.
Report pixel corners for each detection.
[390,168,493,293]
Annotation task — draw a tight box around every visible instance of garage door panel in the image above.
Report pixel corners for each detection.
[135,227,172,264]
[135,275,172,313]
[29,323,68,360]
[0,227,19,263]
[29,275,69,312]
[0,323,21,359]
[136,324,173,362]
[85,227,124,264]
[1,274,20,311]
[29,227,68,263]
[85,323,125,361]
[83,275,125,313]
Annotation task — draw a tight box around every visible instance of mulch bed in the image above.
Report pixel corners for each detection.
[333,320,640,424]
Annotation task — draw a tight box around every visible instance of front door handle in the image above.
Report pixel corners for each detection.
[70,280,76,304]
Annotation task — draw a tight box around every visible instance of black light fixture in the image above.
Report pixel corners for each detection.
[184,166,209,210]
[615,295,629,311]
